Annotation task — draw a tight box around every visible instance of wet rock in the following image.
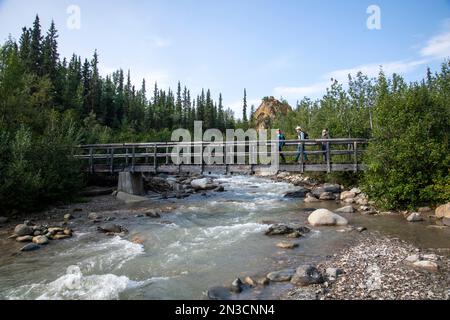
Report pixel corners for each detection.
[340,191,356,200]
[244,276,256,287]
[64,213,74,221]
[257,277,270,286]
[52,234,71,240]
[214,186,225,192]
[335,206,354,214]
[407,212,423,222]
[319,192,336,201]
[131,234,146,244]
[413,260,439,272]
[144,209,161,218]
[231,278,244,293]
[33,230,42,236]
[286,231,303,238]
[64,228,73,236]
[98,223,127,234]
[277,242,299,249]
[88,212,102,221]
[33,235,49,245]
[304,194,321,203]
[14,224,34,237]
[267,269,296,282]
[308,209,348,227]
[207,286,232,300]
[48,227,64,234]
[284,188,309,198]
[20,243,40,252]
[16,235,33,242]
[191,178,216,191]
[435,203,450,219]
[343,198,355,204]
[356,227,367,233]
[291,265,324,287]
[145,177,172,194]
[265,224,294,236]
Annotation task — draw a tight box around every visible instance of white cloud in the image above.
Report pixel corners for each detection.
[275,81,330,97]
[148,36,172,48]
[420,30,450,59]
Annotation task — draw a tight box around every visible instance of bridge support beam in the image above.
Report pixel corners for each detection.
[118,172,144,196]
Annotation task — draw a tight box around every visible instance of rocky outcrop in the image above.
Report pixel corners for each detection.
[308,209,348,227]
[252,97,292,129]
[435,203,450,219]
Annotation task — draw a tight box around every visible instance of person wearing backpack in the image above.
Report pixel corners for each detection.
[321,128,330,162]
[295,126,308,163]
[277,129,286,163]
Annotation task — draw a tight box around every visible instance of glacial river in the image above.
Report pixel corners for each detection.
[0,175,449,300]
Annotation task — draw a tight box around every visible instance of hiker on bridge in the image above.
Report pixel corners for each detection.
[277,129,286,163]
[295,126,308,163]
[321,128,330,161]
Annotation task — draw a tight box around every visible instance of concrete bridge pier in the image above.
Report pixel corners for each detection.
[118,172,144,196]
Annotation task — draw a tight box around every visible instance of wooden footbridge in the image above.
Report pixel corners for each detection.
[74,138,368,176]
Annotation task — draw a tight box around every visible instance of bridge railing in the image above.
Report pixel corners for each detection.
[74,138,368,174]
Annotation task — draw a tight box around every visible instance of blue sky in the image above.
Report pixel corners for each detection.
[1,0,449,118]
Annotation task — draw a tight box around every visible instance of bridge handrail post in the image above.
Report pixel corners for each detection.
[300,142,304,173]
[354,141,358,172]
[166,144,169,165]
[153,144,157,173]
[327,141,331,173]
[89,147,94,174]
[131,146,136,173]
[200,141,204,174]
[110,148,114,174]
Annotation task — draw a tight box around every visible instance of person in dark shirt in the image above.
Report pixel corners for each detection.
[277,129,286,163]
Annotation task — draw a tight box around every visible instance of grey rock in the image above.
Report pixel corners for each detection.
[88,212,102,220]
[308,209,348,227]
[407,212,423,222]
[319,192,336,201]
[207,287,232,300]
[326,267,343,279]
[145,209,161,218]
[267,269,296,282]
[231,278,244,293]
[20,243,40,252]
[64,213,74,220]
[0,216,9,224]
[291,265,324,287]
[284,188,309,198]
[335,206,354,214]
[14,224,34,236]
[98,223,127,234]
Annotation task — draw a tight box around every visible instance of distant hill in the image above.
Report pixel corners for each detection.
[252,97,292,129]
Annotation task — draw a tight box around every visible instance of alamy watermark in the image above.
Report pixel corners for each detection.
[67,5,81,30]
[170,121,280,172]
[367,5,381,30]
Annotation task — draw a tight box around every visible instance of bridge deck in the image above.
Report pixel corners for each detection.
[74,138,368,175]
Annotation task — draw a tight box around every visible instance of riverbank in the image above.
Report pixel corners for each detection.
[283,232,449,300]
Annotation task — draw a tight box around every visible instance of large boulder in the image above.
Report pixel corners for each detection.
[319,192,336,201]
[435,203,450,219]
[33,235,49,245]
[308,209,348,227]
[304,194,321,203]
[14,224,34,237]
[290,265,324,287]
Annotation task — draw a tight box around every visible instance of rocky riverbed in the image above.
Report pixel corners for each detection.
[284,232,450,300]
[0,173,449,300]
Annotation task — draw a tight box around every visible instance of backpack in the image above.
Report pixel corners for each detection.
[303,132,309,139]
